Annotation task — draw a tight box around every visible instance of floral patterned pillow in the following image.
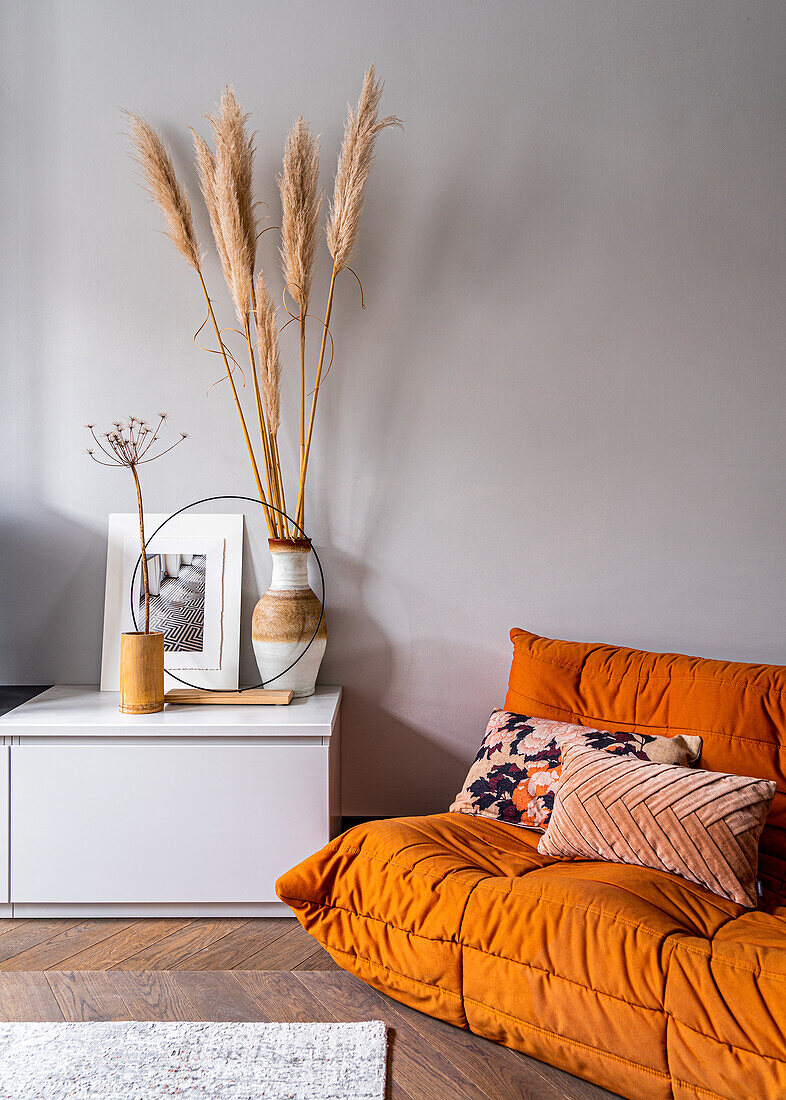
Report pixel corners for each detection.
[450,711,702,831]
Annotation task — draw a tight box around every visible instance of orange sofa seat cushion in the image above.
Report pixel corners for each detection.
[277,812,786,1099]
[505,628,786,883]
[666,907,786,1099]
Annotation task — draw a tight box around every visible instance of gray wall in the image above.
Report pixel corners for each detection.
[2,0,785,814]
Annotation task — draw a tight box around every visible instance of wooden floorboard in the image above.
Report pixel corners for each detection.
[0,972,64,1021]
[46,970,132,1022]
[109,970,206,1021]
[235,970,340,1023]
[0,919,138,972]
[173,917,294,970]
[172,971,271,1022]
[110,918,251,971]
[293,944,342,971]
[51,919,195,970]
[0,919,84,965]
[0,919,616,1098]
[235,922,325,970]
[0,919,30,938]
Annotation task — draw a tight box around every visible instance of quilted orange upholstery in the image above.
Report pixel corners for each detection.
[506,628,786,886]
[277,631,786,1099]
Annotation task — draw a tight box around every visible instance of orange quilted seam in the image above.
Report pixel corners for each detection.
[670,1081,727,1100]
[472,881,670,938]
[323,845,490,886]
[506,691,786,753]
[462,993,670,1081]
[327,942,464,1001]
[305,898,462,946]
[327,846,688,940]
[306,895,672,1012]
[674,941,786,983]
[461,942,665,1014]
[670,1015,786,1068]
[512,640,786,700]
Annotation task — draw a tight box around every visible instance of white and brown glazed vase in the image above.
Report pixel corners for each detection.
[252,538,327,698]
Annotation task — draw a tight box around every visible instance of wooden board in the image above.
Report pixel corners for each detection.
[164,688,293,706]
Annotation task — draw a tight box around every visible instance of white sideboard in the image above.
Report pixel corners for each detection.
[0,685,341,917]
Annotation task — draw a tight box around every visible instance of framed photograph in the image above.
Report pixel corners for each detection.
[100,513,244,691]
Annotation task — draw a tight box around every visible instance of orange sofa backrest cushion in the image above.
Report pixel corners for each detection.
[505,628,786,873]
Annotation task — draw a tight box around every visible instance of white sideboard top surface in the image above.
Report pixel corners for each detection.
[0,685,341,738]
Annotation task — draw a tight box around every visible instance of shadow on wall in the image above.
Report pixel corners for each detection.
[339,684,474,818]
[0,508,107,683]
[322,548,505,816]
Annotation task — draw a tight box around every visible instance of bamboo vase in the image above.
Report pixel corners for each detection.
[119,631,165,714]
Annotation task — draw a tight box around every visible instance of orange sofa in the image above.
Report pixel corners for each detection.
[277,630,786,1100]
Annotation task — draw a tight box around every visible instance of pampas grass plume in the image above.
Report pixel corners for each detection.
[326,64,402,273]
[125,112,201,270]
[194,87,257,323]
[192,130,231,291]
[209,88,257,269]
[278,117,322,311]
[254,272,282,435]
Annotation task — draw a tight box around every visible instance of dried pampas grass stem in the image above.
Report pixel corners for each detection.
[125,111,271,531]
[211,87,258,272]
[254,273,288,536]
[205,87,257,322]
[279,116,322,516]
[126,66,399,543]
[125,112,201,270]
[326,64,402,274]
[296,66,400,526]
[279,117,322,313]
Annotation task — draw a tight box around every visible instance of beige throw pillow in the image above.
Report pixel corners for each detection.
[538,744,776,906]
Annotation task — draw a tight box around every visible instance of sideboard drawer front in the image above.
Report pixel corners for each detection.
[11,743,327,904]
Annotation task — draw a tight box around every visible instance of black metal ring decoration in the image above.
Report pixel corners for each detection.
[129,495,325,692]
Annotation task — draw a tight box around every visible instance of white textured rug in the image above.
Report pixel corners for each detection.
[0,1020,387,1099]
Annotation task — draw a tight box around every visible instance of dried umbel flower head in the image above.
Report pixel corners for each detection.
[254,273,282,436]
[86,414,188,633]
[125,113,201,271]
[278,117,322,311]
[326,65,402,273]
[85,413,187,468]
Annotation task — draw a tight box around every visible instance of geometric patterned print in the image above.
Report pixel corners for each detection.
[449,709,702,832]
[539,743,777,906]
[141,555,206,652]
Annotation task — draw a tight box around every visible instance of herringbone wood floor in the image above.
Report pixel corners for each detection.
[0,917,614,1099]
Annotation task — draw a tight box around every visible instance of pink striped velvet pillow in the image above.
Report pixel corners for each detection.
[538,744,776,906]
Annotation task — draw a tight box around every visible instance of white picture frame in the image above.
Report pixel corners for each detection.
[100,513,244,692]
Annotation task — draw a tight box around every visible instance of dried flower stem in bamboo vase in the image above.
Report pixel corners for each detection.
[86,415,187,713]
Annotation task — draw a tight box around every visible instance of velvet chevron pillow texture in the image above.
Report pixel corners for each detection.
[450,710,702,830]
[539,743,777,906]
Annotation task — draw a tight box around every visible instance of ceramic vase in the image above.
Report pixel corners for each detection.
[252,538,327,698]
[119,631,165,714]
